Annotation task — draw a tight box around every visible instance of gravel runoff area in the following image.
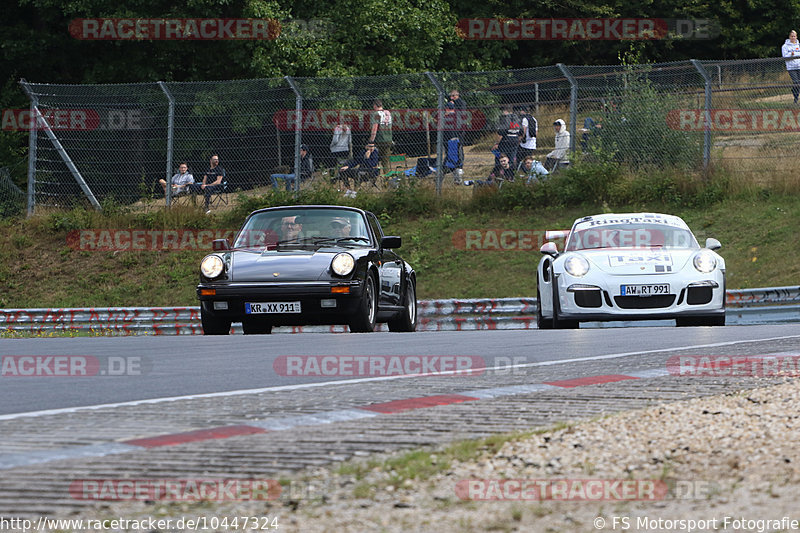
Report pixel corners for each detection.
[90,378,800,533]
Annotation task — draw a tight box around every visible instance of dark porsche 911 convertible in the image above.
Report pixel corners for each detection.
[196,205,417,334]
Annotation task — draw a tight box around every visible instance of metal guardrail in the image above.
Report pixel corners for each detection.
[1,287,798,335]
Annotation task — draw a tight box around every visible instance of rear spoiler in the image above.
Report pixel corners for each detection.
[545,230,570,241]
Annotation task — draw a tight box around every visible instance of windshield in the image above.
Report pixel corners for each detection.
[232,208,371,249]
[565,223,698,251]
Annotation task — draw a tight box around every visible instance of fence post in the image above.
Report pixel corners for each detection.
[690,59,712,170]
[426,72,445,196]
[20,80,101,211]
[557,64,578,155]
[157,81,176,207]
[535,82,539,114]
[285,76,303,196]
[20,80,37,216]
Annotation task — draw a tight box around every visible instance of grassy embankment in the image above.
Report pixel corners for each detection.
[1,163,799,308]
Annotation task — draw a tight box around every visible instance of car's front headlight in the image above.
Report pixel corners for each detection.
[200,254,225,278]
[331,253,355,276]
[693,251,717,273]
[564,255,590,277]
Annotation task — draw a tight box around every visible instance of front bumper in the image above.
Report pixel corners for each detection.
[197,280,364,325]
[554,272,726,322]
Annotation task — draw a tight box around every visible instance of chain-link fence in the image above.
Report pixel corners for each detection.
[18,57,800,213]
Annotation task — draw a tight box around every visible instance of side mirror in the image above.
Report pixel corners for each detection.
[705,238,721,251]
[212,239,231,251]
[540,242,559,256]
[381,236,401,249]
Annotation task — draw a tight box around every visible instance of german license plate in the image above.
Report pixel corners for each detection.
[245,301,301,314]
[620,284,669,296]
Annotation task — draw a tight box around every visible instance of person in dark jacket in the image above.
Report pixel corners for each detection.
[338,142,380,191]
[271,145,314,191]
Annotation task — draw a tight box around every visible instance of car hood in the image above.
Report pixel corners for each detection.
[572,248,697,275]
[229,247,367,282]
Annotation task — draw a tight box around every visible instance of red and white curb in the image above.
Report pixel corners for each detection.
[0,370,670,470]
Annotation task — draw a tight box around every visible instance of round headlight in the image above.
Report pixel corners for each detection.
[200,254,225,278]
[331,253,355,276]
[564,255,590,277]
[693,251,717,273]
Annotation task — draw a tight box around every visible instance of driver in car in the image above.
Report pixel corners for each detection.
[279,215,303,242]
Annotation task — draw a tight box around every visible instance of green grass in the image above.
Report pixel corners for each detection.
[1,178,799,308]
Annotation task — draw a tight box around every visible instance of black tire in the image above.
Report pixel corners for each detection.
[537,287,553,329]
[201,309,231,335]
[388,278,418,332]
[242,318,273,334]
[677,314,725,327]
[350,274,378,333]
[552,283,579,329]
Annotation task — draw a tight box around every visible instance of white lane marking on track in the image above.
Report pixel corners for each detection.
[2,335,799,421]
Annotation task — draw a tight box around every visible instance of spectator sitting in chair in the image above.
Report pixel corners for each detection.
[160,163,194,196]
[338,142,379,194]
[189,154,226,213]
[518,155,549,184]
[463,153,515,187]
[271,145,314,191]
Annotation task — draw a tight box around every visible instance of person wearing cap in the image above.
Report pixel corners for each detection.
[329,217,353,238]
[783,30,800,103]
[270,144,314,191]
[545,119,570,172]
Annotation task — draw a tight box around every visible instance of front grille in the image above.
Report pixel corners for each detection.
[614,295,676,309]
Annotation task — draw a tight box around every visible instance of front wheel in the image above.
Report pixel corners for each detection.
[537,287,553,329]
[388,279,417,332]
[349,274,377,333]
[201,309,231,335]
[677,314,726,327]
[552,285,579,330]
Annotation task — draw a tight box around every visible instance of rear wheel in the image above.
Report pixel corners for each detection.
[242,318,273,334]
[201,309,231,335]
[388,278,417,332]
[350,274,377,333]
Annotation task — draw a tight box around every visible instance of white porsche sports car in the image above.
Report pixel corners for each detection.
[537,213,726,328]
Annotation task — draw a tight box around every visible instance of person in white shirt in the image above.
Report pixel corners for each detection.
[159,163,194,196]
[782,30,800,103]
[546,119,570,172]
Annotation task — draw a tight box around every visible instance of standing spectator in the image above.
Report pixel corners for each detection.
[270,145,314,191]
[442,101,461,141]
[369,99,392,171]
[546,119,571,172]
[160,162,194,196]
[190,154,226,213]
[493,106,522,167]
[783,30,800,103]
[518,106,538,162]
[330,122,351,167]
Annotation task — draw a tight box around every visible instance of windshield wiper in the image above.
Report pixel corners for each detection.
[336,237,370,244]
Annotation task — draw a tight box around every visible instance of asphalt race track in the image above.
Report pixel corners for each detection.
[2,324,800,516]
